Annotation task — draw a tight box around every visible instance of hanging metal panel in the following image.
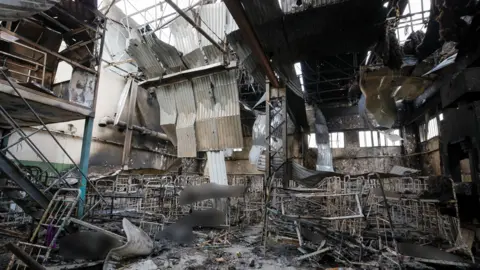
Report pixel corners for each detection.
[213,70,243,150]
[154,85,177,145]
[197,3,227,47]
[174,81,197,157]
[193,70,243,151]
[193,74,218,150]
[170,13,198,55]
[206,151,228,185]
[145,35,185,73]
[127,39,164,79]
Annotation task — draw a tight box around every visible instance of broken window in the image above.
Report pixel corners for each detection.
[359,129,401,147]
[308,133,316,148]
[329,132,344,149]
[419,116,440,142]
[308,132,345,149]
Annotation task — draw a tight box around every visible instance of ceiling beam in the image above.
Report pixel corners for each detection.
[223,0,280,88]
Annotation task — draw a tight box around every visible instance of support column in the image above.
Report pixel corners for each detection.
[263,81,287,249]
[78,116,94,217]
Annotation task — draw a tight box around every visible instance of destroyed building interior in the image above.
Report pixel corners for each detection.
[0,0,480,269]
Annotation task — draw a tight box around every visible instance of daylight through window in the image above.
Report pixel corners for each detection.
[359,130,401,147]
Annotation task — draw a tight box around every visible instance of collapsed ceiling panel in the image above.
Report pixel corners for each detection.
[127,39,164,79]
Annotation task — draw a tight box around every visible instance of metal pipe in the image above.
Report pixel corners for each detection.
[98,116,170,142]
[163,0,226,54]
[224,0,280,87]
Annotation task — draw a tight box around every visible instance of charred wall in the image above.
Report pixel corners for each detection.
[331,130,404,174]
[324,114,420,174]
[214,136,303,175]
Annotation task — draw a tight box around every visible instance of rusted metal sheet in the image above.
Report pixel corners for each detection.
[193,70,243,151]
[154,85,177,145]
[127,39,164,79]
[174,81,197,157]
[68,68,96,108]
[0,0,59,21]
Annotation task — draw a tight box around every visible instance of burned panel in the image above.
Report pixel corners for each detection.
[68,68,95,108]
[127,39,164,79]
[193,70,243,151]
[154,85,178,145]
[174,81,197,157]
[441,67,480,109]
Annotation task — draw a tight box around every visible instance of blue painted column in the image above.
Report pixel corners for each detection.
[78,116,94,217]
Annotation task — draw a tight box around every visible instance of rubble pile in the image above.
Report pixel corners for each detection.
[266,174,476,269]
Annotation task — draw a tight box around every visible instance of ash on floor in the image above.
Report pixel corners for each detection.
[148,227,312,270]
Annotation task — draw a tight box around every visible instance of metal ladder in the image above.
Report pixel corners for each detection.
[0,69,106,220]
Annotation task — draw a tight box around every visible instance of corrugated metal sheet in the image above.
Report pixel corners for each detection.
[174,81,197,157]
[203,45,223,65]
[198,3,227,47]
[170,12,199,55]
[127,39,164,79]
[226,31,265,89]
[193,70,243,151]
[182,48,205,69]
[206,151,228,185]
[155,85,177,145]
[145,34,186,73]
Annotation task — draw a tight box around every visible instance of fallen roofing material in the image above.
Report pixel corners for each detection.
[104,218,154,270]
[127,39,164,79]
